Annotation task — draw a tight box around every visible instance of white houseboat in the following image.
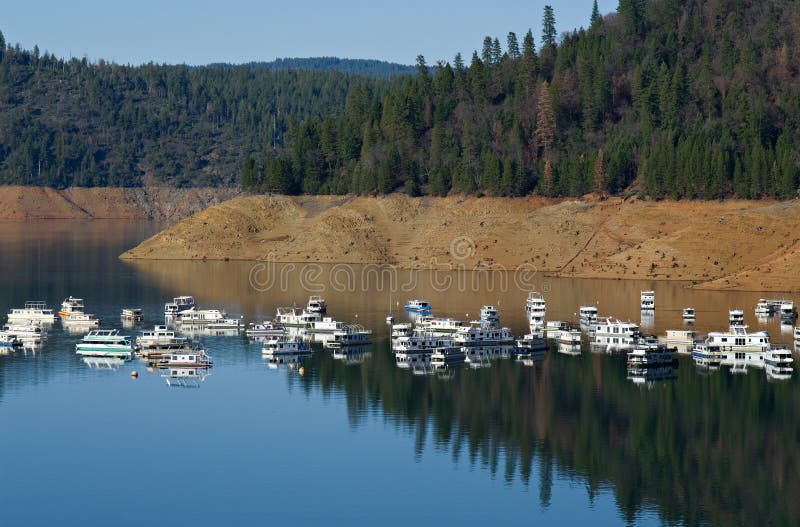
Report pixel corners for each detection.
[164,296,196,317]
[779,302,797,321]
[59,296,86,318]
[7,301,56,324]
[274,306,321,328]
[591,318,641,350]
[326,325,372,348]
[392,334,454,353]
[682,307,695,320]
[754,299,772,316]
[452,322,514,345]
[640,290,655,310]
[75,330,134,359]
[414,316,464,336]
[704,325,770,367]
[627,345,676,368]
[525,292,546,327]
[159,349,212,368]
[306,295,327,315]
[245,321,286,337]
[479,305,500,328]
[262,335,310,356]
[579,305,598,323]
[175,308,241,330]
[3,324,44,345]
[729,309,744,325]
[404,299,432,313]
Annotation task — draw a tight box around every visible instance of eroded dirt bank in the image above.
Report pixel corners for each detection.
[0,186,240,221]
[119,194,800,291]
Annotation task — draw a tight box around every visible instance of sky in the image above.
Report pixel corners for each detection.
[2,1,619,66]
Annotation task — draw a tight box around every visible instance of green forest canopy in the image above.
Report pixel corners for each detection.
[246,0,800,200]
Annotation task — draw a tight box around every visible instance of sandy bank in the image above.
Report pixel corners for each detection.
[119,194,800,291]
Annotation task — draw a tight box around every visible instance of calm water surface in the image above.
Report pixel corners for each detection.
[0,221,798,526]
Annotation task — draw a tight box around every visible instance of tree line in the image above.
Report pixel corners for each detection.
[244,0,800,200]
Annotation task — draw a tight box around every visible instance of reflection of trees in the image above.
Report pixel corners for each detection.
[300,342,800,525]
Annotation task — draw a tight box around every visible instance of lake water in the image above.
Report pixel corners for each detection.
[0,221,797,526]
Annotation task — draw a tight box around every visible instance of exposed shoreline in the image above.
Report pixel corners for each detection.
[0,185,240,222]
[119,193,800,292]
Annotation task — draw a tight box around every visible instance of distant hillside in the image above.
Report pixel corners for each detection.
[209,57,415,79]
[245,0,800,200]
[0,34,401,187]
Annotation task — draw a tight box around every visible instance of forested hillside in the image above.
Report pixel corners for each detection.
[0,37,402,187]
[216,58,416,78]
[245,0,800,199]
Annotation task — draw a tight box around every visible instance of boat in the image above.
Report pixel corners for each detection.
[262,335,310,356]
[414,316,465,336]
[326,325,372,348]
[729,309,744,325]
[159,350,212,368]
[391,322,414,338]
[558,329,582,346]
[164,295,196,317]
[0,331,21,347]
[525,292,546,327]
[764,348,793,372]
[516,332,548,352]
[754,299,772,316]
[274,306,321,328]
[7,301,56,324]
[393,334,454,353]
[75,330,134,359]
[579,305,598,323]
[479,305,500,328]
[795,326,800,341]
[61,312,100,327]
[3,324,44,345]
[682,308,695,320]
[660,329,697,354]
[640,290,655,310]
[305,295,327,315]
[121,308,143,322]
[545,320,569,339]
[309,317,351,334]
[452,322,514,345]
[175,308,241,330]
[704,325,770,367]
[627,345,676,368]
[404,299,432,313]
[136,325,195,357]
[591,317,641,350]
[58,296,86,318]
[430,346,466,366]
[245,321,286,337]
[691,343,722,368]
[779,302,797,321]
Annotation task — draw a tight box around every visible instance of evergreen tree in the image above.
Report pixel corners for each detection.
[507,32,521,60]
[590,0,601,27]
[542,5,557,49]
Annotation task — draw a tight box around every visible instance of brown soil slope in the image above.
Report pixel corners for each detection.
[120,194,800,291]
[0,186,239,221]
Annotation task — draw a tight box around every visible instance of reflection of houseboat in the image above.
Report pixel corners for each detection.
[627,366,677,385]
[764,348,793,379]
[779,302,797,321]
[682,308,695,320]
[162,367,210,388]
[729,309,744,325]
[627,345,676,368]
[430,346,466,366]
[692,343,721,368]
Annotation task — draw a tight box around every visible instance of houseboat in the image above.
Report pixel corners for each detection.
[7,301,56,324]
[765,348,794,380]
[136,325,195,358]
[627,345,676,368]
[640,290,655,310]
[3,324,44,345]
[326,325,372,348]
[516,332,548,353]
[479,305,500,328]
[121,308,144,322]
[274,306,321,328]
[245,321,286,337]
[175,308,241,330]
[75,330,134,360]
[704,325,770,367]
[661,329,697,354]
[545,320,569,339]
[558,329,582,346]
[392,334,454,353]
[729,309,744,325]
[591,317,641,350]
[391,322,414,338]
[164,296,196,317]
[159,350,212,368]
[306,295,327,315]
[0,331,21,348]
[58,297,86,318]
[262,335,310,356]
[682,308,695,320]
[404,299,432,313]
[691,343,722,368]
[452,322,514,345]
[525,292,546,327]
[579,305,598,323]
[414,316,464,336]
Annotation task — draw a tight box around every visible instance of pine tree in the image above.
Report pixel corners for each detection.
[593,148,605,195]
[491,38,503,64]
[507,32,521,60]
[482,36,494,65]
[590,0,601,27]
[542,6,557,49]
[534,80,555,157]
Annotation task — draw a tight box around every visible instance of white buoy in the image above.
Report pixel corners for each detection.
[131,370,138,378]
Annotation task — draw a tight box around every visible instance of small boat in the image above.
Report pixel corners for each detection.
[121,308,144,322]
[558,329,582,346]
[729,309,744,325]
[661,329,697,354]
[306,295,327,315]
[525,292,546,327]
[430,346,466,366]
[7,301,56,324]
[75,330,133,359]
[3,324,44,345]
[0,331,22,348]
[61,312,100,327]
[779,302,797,321]
[754,299,772,316]
[164,295,196,317]
[479,305,500,328]
[262,335,310,356]
[58,296,86,318]
[159,350,212,368]
[627,345,676,368]
[692,343,722,368]
[404,299,432,313]
[245,321,286,337]
[579,305,598,323]
[683,307,695,319]
[640,290,655,310]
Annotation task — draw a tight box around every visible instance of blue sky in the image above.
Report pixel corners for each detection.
[3,1,619,66]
